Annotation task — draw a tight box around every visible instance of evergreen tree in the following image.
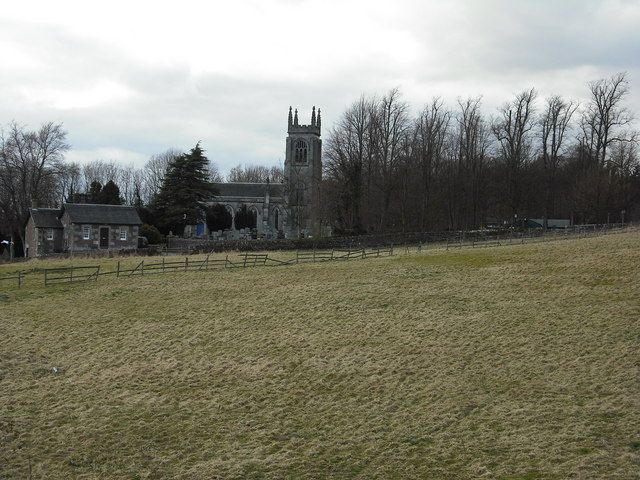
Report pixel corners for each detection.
[152,143,218,234]
[88,181,102,203]
[234,204,257,230]
[205,203,233,231]
[100,180,122,205]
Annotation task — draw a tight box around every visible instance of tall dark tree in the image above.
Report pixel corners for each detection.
[539,95,577,219]
[152,143,218,234]
[234,204,257,230]
[88,181,102,203]
[206,203,233,231]
[99,180,122,205]
[492,88,537,218]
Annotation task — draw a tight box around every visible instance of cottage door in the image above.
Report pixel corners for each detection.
[99,227,109,249]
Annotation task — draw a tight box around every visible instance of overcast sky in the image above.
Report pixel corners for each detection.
[1,0,639,175]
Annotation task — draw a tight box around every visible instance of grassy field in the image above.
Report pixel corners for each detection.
[1,232,639,479]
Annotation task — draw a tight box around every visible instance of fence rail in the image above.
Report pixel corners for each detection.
[0,271,24,288]
[0,223,633,291]
[43,265,100,286]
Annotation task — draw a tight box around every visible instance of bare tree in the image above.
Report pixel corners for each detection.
[492,88,537,217]
[581,72,632,167]
[413,98,451,229]
[209,163,223,183]
[57,161,82,203]
[372,88,411,230]
[454,97,490,228]
[80,159,121,193]
[0,121,70,252]
[143,148,181,203]
[325,95,375,232]
[539,95,578,218]
[227,164,283,183]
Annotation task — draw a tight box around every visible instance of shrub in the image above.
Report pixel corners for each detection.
[139,224,163,244]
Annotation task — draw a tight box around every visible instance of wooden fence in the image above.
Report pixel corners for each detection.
[0,224,633,291]
[443,224,624,251]
[44,265,101,286]
[31,247,394,288]
[0,271,24,288]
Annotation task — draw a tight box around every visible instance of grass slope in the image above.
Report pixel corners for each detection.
[1,232,639,479]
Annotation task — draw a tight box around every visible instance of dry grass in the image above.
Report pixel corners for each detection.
[1,232,639,479]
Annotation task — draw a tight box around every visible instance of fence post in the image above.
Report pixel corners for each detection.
[95,265,100,282]
[141,260,145,276]
[296,251,299,264]
[331,249,334,261]
[185,256,189,271]
[162,257,165,273]
[116,261,120,278]
[313,248,316,263]
[18,271,22,289]
[70,267,74,283]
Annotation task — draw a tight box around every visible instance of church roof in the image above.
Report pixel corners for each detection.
[212,182,284,200]
[30,208,63,229]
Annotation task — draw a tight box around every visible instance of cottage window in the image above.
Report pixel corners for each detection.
[120,227,128,241]
[46,229,54,240]
[83,225,91,240]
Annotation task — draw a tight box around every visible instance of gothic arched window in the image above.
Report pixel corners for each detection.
[294,139,308,163]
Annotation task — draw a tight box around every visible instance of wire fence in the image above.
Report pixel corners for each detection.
[0,223,633,291]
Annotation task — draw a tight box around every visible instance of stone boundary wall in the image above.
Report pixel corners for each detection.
[166,224,627,254]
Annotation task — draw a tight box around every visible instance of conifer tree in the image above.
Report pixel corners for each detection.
[152,143,217,234]
[88,181,102,203]
[100,180,122,205]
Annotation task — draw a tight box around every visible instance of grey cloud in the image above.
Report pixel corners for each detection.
[1,1,639,175]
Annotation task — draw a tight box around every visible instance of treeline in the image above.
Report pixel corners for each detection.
[323,73,640,233]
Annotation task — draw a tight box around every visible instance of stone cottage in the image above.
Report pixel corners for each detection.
[25,203,142,258]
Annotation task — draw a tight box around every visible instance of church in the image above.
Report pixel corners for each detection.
[207,106,323,238]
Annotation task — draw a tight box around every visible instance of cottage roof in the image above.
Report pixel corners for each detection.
[30,208,63,229]
[212,182,284,200]
[62,203,142,225]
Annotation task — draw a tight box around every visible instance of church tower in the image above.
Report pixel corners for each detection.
[284,106,322,237]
